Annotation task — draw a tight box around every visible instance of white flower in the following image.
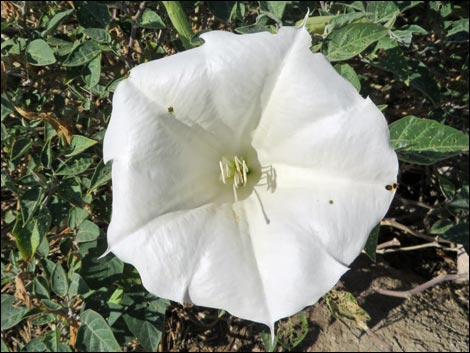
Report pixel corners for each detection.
[103,25,398,333]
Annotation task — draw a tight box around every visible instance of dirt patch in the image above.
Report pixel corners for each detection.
[299,256,469,352]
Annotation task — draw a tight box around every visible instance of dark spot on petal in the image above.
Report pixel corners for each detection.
[329,200,334,204]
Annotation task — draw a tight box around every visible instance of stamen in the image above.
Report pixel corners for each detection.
[219,161,226,184]
[218,155,250,202]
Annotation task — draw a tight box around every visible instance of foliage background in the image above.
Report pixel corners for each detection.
[1,1,468,352]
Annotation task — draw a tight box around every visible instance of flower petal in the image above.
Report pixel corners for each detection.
[104,79,224,237]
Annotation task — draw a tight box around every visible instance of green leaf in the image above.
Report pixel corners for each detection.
[68,273,90,296]
[138,9,166,29]
[33,276,51,299]
[1,294,27,330]
[76,220,100,243]
[66,135,98,157]
[13,221,39,260]
[10,138,33,162]
[1,339,9,352]
[260,1,287,20]
[76,310,121,352]
[430,219,454,234]
[367,1,400,27]
[83,28,111,43]
[122,291,168,352]
[51,263,68,296]
[79,238,124,289]
[392,24,427,46]
[334,63,361,92]
[23,338,48,352]
[390,116,469,165]
[364,223,380,262]
[207,1,236,22]
[63,41,102,67]
[26,39,56,66]
[19,187,43,224]
[326,12,369,34]
[298,16,333,35]
[162,1,193,49]
[438,174,456,199]
[449,185,469,210]
[55,157,94,176]
[443,222,469,248]
[326,23,388,61]
[42,9,74,35]
[68,207,89,229]
[76,1,110,28]
[88,161,111,193]
[82,54,102,88]
[235,24,272,34]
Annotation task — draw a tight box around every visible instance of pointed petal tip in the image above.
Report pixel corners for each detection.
[298,9,310,28]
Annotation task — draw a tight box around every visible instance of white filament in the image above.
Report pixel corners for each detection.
[219,156,249,202]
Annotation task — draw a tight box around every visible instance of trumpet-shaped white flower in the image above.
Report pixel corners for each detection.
[103,25,398,333]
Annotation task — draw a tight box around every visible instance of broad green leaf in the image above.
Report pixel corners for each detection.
[392,24,427,46]
[1,339,8,352]
[76,310,121,352]
[83,28,111,43]
[19,187,43,224]
[298,16,333,35]
[207,1,236,22]
[326,23,388,61]
[326,12,369,34]
[55,157,94,176]
[43,329,61,352]
[437,174,456,199]
[63,41,101,67]
[68,207,89,229]
[13,221,39,260]
[23,338,48,352]
[122,291,168,352]
[430,219,454,234]
[76,1,110,28]
[260,1,287,20]
[88,160,111,193]
[375,47,440,103]
[41,299,63,311]
[235,24,272,34]
[51,263,68,296]
[66,135,97,157]
[443,222,469,249]
[334,63,361,92]
[390,116,469,165]
[10,138,33,162]
[162,1,193,49]
[76,220,100,243]
[364,223,380,262]
[33,276,51,299]
[57,178,83,205]
[138,9,166,29]
[367,1,400,27]
[79,237,124,289]
[1,294,27,330]
[1,94,15,120]
[449,185,469,210]
[42,9,74,35]
[83,54,102,88]
[26,39,56,66]
[68,273,90,296]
